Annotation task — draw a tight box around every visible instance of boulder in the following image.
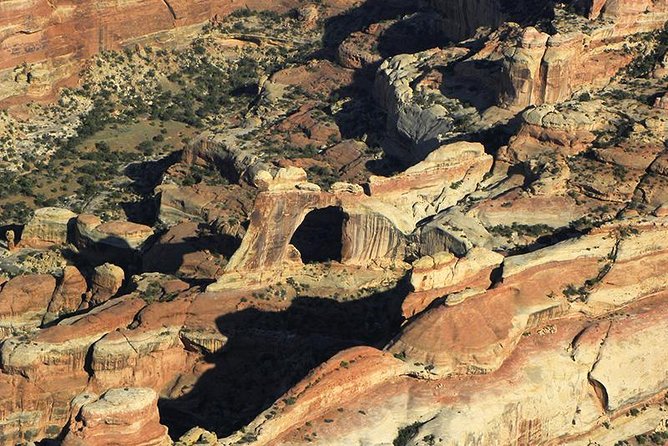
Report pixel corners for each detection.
[417,208,494,256]
[76,215,154,250]
[404,247,504,317]
[89,263,124,306]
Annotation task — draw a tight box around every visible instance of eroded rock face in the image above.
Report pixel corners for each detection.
[221,346,410,446]
[209,168,414,289]
[1,1,668,445]
[210,146,494,291]
[42,266,88,325]
[501,103,597,163]
[182,133,272,185]
[0,296,148,443]
[594,0,668,24]
[374,0,668,144]
[496,26,636,108]
[209,188,408,288]
[62,388,171,446]
[403,247,503,317]
[20,207,77,246]
[3,198,668,446]
[428,0,552,40]
[373,48,472,164]
[429,0,668,40]
[156,183,253,228]
[493,0,668,108]
[90,298,191,391]
[368,142,493,224]
[0,274,56,335]
[416,208,494,256]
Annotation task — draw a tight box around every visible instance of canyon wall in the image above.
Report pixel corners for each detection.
[430,0,668,40]
[423,0,668,109]
[0,0,302,104]
[428,0,507,40]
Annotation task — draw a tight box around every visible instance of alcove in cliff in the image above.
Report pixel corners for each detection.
[290,206,344,263]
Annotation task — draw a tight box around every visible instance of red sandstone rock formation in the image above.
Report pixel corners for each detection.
[208,187,408,289]
[2,213,668,445]
[88,263,124,306]
[0,1,667,445]
[368,142,493,223]
[402,247,503,318]
[496,26,637,108]
[429,0,668,40]
[62,388,171,446]
[0,274,56,334]
[219,217,668,445]
[209,150,493,291]
[376,1,668,122]
[232,293,668,445]
[42,266,88,324]
[75,214,154,250]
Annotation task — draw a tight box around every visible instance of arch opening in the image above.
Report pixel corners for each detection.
[290,206,344,263]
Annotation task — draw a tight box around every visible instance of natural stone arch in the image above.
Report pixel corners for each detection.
[209,187,413,291]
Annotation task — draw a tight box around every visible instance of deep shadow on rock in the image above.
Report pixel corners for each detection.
[122,151,183,225]
[158,279,409,438]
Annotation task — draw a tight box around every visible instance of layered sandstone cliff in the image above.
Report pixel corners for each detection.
[0,0,303,104]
